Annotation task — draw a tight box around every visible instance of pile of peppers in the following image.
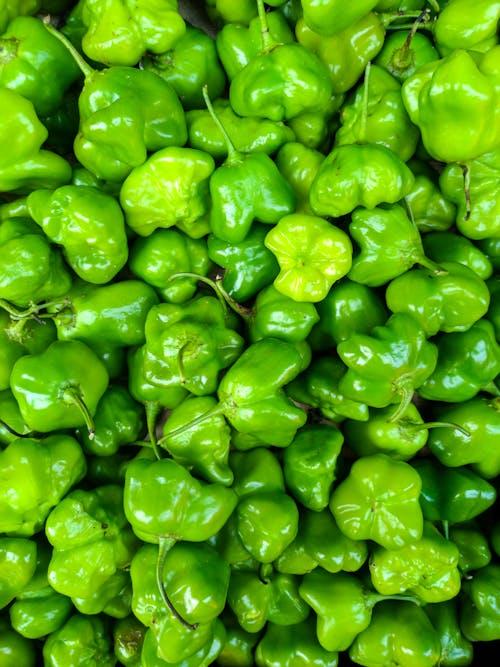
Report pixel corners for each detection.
[1,0,500,664]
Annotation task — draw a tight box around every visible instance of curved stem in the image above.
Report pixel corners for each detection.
[256,0,276,53]
[61,386,96,440]
[461,163,471,222]
[159,403,225,445]
[388,382,414,424]
[202,85,238,161]
[391,9,431,70]
[359,61,371,144]
[259,562,273,584]
[145,401,162,460]
[417,254,448,276]
[169,272,251,320]
[43,17,94,79]
[410,420,471,438]
[156,537,198,630]
[379,10,429,28]
[0,297,68,321]
[0,418,37,439]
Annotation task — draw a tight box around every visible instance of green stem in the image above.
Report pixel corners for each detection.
[145,401,162,460]
[159,403,225,445]
[259,563,273,584]
[256,0,276,53]
[391,8,431,70]
[417,254,448,276]
[379,10,429,28]
[0,418,37,439]
[202,85,238,161]
[426,0,440,12]
[43,17,94,79]
[368,592,423,609]
[61,386,96,439]
[156,536,198,630]
[388,381,414,423]
[409,420,471,438]
[169,272,252,320]
[359,61,371,144]
[442,520,449,541]
[461,163,471,222]
[0,297,68,322]
[0,198,29,221]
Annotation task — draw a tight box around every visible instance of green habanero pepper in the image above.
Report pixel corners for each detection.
[301,0,378,36]
[425,599,473,667]
[422,231,493,280]
[275,141,324,214]
[0,536,37,610]
[403,172,457,233]
[0,618,36,666]
[42,613,116,667]
[375,26,439,82]
[459,564,500,642]
[432,0,500,55]
[0,0,40,34]
[264,213,353,303]
[113,615,146,667]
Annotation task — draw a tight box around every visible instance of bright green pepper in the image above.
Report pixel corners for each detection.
[0,88,71,192]
[309,144,414,218]
[227,569,309,633]
[418,319,500,402]
[42,613,115,667]
[460,564,500,641]
[275,142,324,214]
[301,0,378,35]
[0,537,37,610]
[206,0,258,25]
[369,521,461,603]
[159,395,233,485]
[337,313,438,418]
[427,396,500,478]
[295,12,386,94]
[142,24,226,110]
[74,0,186,66]
[402,49,500,163]
[425,600,474,667]
[264,213,352,303]
[348,600,441,667]
[0,434,86,536]
[10,339,109,436]
[375,28,439,82]
[207,223,280,302]
[120,146,214,238]
[0,15,81,116]
[77,385,145,457]
[283,424,343,511]
[422,231,493,280]
[433,0,500,54]
[0,0,40,33]
[0,618,36,666]
[45,484,138,600]
[335,63,419,161]
[113,615,146,667]
[287,94,343,151]
[230,447,285,499]
[404,173,457,233]
[330,453,424,550]
[385,262,491,336]
[8,541,73,639]
[72,568,132,619]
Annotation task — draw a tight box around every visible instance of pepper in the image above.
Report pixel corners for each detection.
[337,313,438,419]
[73,0,186,66]
[45,22,188,183]
[427,396,500,479]
[229,1,333,122]
[0,434,86,536]
[459,564,500,642]
[204,87,296,245]
[335,63,419,161]
[0,536,37,610]
[10,339,109,436]
[448,524,492,575]
[418,319,500,403]
[385,262,491,336]
[275,142,324,214]
[141,619,226,667]
[413,458,497,526]
[295,12,386,95]
[207,223,280,302]
[309,145,414,219]
[45,484,138,600]
[301,0,378,35]
[113,615,146,667]
[8,541,73,639]
[369,521,461,603]
[348,600,441,667]
[42,613,116,667]
[425,600,474,667]
[287,94,343,152]
[73,569,132,619]
[0,217,72,307]
[227,569,309,633]
[77,385,145,457]
[0,0,40,33]
[375,27,439,82]
[142,24,226,110]
[129,229,211,304]
[401,49,500,163]
[432,0,500,54]
[230,447,285,499]
[0,618,36,667]
[159,395,233,486]
[206,0,257,26]
[186,98,295,161]
[329,453,424,550]
[282,424,343,511]
[404,173,457,233]
[487,276,500,340]
[119,146,214,238]
[216,611,259,667]
[0,87,71,192]
[264,213,353,303]
[422,231,493,280]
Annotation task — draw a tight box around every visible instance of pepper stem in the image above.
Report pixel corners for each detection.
[61,386,96,440]
[202,85,238,161]
[156,536,198,631]
[416,254,448,276]
[368,592,423,609]
[145,401,162,460]
[159,403,225,445]
[42,16,94,79]
[359,61,372,144]
[0,197,29,221]
[0,418,36,439]
[409,420,471,438]
[378,10,430,28]
[388,381,414,423]
[390,9,431,71]
[461,163,472,222]
[256,0,276,53]
[169,272,251,320]
[0,297,68,322]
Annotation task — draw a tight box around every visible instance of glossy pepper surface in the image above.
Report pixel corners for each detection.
[42,613,116,667]
[460,564,500,642]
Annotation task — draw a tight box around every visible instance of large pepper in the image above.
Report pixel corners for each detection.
[275,142,324,214]
[42,613,116,667]
[10,339,109,436]
[459,564,500,641]
[385,262,491,336]
[401,49,500,163]
[119,146,214,238]
[337,312,438,419]
[228,0,333,122]
[369,521,461,603]
[24,184,129,284]
[348,600,441,667]
[142,24,226,110]
[432,0,500,54]
[45,484,138,600]
[45,22,188,183]
[418,319,500,402]
[264,213,353,302]
[425,600,473,667]
[427,396,500,479]
[329,453,424,550]
[204,87,296,244]
[310,145,414,219]
[0,434,86,536]
[335,63,419,161]
[0,87,71,192]
[70,0,185,66]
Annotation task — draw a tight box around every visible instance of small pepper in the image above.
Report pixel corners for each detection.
[375,26,439,82]
[113,615,146,667]
[0,536,37,610]
[425,599,474,667]
[0,619,36,666]
[448,524,492,575]
[422,231,493,280]
[216,610,259,667]
[42,613,116,667]
[73,568,132,619]
[459,564,500,642]
[275,141,324,214]
[432,0,500,54]
[404,173,457,233]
